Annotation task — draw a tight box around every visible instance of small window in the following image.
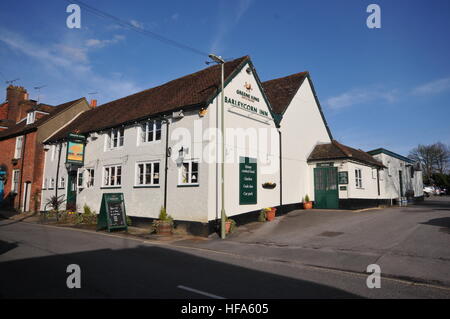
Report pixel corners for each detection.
[12,169,20,193]
[77,170,84,188]
[179,160,199,185]
[14,136,23,159]
[26,112,35,125]
[103,165,122,187]
[108,127,124,149]
[136,161,160,186]
[140,121,162,143]
[49,177,55,189]
[59,176,65,189]
[86,169,95,188]
[355,169,362,188]
[43,177,48,189]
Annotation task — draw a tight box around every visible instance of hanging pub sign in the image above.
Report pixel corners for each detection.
[97,193,128,232]
[239,157,257,205]
[338,171,349,184]
[66,133,86,165]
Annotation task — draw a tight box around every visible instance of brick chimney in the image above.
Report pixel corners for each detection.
[90,99,97,108]
[5,85,28,122]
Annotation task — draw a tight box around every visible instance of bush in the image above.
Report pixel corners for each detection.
[127,216,132,226]
[304,194,310,202]
[81,204,97,225]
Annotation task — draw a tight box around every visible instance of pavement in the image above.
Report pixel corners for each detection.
[0,197,449,298]
[176,196,450,288]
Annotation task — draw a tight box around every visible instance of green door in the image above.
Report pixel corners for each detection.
[66,172,77,211]
[314,167,339,209]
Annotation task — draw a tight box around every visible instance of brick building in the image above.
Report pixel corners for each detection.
[0,85,90,212]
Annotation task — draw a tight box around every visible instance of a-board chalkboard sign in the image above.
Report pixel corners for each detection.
[97,193,128,232]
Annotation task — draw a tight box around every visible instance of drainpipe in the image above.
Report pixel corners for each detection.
[17,133,27,211]
[278,129,283,212]
[163,119,170,209]
[55,143,62,213]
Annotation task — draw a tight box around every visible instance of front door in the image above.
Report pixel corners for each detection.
[66,172,77,211]
[314,167,339,209]
[22,182,31,212]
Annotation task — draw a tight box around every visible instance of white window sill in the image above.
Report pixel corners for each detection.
[177,183,200,187]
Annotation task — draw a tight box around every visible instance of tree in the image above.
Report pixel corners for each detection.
[409,142,450,184]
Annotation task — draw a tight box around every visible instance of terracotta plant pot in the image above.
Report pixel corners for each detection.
[156,221,172,235]
[225,220,232,234]
[303,201,313,210]
[266,208,276,221]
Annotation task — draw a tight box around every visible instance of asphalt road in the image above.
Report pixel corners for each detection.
[1,205,450,299]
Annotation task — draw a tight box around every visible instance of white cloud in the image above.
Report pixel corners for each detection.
[171,13,180,21]
[0,27,140,104]
[85,34,125,48]
[325,87,399,110]
[412,77,450,96]
[130,19,144,29]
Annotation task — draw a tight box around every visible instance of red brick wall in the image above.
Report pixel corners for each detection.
[0,102,9,121]
[0,131,44,211]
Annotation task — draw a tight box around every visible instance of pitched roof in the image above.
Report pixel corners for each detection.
[47,56,250,142]
[262,72,308,114]
[308,140,385,168]
[0,98,85,140]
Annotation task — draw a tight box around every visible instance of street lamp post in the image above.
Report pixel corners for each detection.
[209,54,226,239]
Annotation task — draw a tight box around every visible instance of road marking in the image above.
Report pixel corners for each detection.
[177,285,225,299]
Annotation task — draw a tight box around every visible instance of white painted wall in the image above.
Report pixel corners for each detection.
[41,143,69,210]
[279,78,332,204]
[371,153,423,199]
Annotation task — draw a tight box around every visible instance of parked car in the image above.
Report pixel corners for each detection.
[423,186,435,197]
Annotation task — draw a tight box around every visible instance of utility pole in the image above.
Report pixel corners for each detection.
[209,54,226,239]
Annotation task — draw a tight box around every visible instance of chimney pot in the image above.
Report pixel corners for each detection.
[90,99,97,108]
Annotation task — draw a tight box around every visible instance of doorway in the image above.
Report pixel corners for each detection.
[22,181,31,212]
[314,167,339,209]
[67,172,77,211]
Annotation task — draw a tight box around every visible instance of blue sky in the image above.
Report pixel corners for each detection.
[0,0,449,156]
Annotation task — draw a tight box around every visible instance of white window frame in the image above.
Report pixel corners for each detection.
[107,127,124,150]
[11,169,20,193]
[26,111,35,125]
[49,177,55,190]
[59,176,65,189]
[77,169,84,188]
[135,161,160,186]
[355,169,363,188]
[178,160,199,185]
[86,168,95,188]
[14,135,23,159]
[140,121,162,144]
[102,165,122,187]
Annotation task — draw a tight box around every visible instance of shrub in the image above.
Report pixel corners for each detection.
[81,204,97,225]
[126,216,132,226]
[304,194,310,202]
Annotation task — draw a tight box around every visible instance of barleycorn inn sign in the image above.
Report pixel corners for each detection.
[66,133,86,165]
[225,82,270,118]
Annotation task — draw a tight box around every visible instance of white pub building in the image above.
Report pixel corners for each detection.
[40,56,423,235]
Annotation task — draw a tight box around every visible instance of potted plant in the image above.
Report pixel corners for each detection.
[225,217,236,234]
[303,195,313,209]
[153,206,173,235]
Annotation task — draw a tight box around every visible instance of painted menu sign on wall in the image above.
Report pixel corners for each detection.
[239,157,257,205]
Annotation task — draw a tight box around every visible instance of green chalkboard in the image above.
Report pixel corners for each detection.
[97,193,127,232]
[239,157,257,205]
[338,171,349,185]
